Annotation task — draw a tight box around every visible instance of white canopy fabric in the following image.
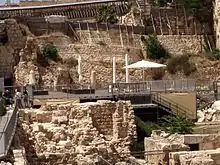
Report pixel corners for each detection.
[123,60,166,69]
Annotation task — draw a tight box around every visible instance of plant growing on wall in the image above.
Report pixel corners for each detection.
[160,115,194,134]
[43,44,58,61]
[142,35,170,60]
[96,5,118,24]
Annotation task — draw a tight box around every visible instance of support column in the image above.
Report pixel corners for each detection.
[113,57,116,83]
[90,70,96,89]
[125,54,129,83]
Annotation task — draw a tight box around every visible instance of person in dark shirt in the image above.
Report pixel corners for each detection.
[23,87,29,108]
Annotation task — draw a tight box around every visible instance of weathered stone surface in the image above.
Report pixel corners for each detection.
[18,100,144,164]
[197,101,220,122]
[169,150,220,165]
[145,131,220,165]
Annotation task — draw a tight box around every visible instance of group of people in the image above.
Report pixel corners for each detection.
[3,85,30,108]
[14,86,30,108]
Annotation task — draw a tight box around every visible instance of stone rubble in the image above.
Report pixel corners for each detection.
[18,100,146,164]
[145,130,190,165]
[197,100,220,122]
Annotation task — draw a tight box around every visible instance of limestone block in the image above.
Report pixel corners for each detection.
[183,135,206,145]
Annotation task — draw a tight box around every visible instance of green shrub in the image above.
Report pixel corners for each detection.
[136,116,161,137]
[167,54,196,76]
[43,44,58,61]
[96,5,118,24]
[143,35,170,60]
[160,115,194,134]
[131,117,161,158]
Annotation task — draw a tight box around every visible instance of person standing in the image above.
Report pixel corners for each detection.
[23,87,29,108]
[15,89,22,108]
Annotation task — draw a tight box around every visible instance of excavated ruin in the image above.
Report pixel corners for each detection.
[16,100,146,164]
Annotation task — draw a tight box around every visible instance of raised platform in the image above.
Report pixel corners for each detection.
[33,90,49,95]
[62,88,95,94]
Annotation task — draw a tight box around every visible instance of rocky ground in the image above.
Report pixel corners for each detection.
[197,100,220,122]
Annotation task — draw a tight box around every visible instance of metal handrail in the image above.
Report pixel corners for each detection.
[112,79,196,95]
[152,94,194,118]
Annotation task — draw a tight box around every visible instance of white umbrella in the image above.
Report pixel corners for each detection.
[28,70,36,85]
[123,60,166,80]
[124,60,166,69]
[78,56,82,84]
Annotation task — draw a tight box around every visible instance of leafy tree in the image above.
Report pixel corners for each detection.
[160,115,194,134]
[43,44,58,61]
[143,35,170,60]
[96,5,118,24]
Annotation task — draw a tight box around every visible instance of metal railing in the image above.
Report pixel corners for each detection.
[111,79,196,95]
[152,93,196,119]
[0,101,19,158]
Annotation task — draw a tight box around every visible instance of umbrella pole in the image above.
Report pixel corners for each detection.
[142,69,145,81]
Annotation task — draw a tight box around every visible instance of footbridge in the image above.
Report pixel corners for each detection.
[0,0,129,19]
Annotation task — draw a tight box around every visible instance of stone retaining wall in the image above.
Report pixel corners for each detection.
[157,35,205,55]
